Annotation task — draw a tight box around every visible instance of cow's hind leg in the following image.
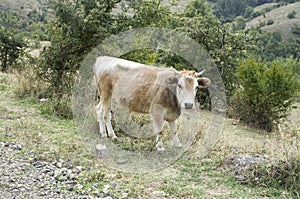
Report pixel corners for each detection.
[169,121,182,148]
[96,101,107,138]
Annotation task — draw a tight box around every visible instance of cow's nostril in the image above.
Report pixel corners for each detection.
[184,103,193,109]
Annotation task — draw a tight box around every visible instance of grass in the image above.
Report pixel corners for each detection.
[246,2,300,40]
[253,3,278,12]
[1,71,299,198]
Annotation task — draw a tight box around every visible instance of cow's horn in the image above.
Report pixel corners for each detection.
[196,69,206,76]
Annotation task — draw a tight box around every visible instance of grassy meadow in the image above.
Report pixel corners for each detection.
[1,72,299,198]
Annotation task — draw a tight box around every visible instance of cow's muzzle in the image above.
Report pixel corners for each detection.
[184,103,194,109]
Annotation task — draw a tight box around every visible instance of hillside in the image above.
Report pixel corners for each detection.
[1,71,299,198]
[0,0,47,17]
[246,2,300,39]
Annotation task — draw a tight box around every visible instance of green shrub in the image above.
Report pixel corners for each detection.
[247,158,300,198]
[287,11,296,19]
[259,21,266,27]
[231,58,298,131]
[267,19,274,25]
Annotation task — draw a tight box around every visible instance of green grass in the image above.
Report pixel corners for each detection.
[1,72,299,198]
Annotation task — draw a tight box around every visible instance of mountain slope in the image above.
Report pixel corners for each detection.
[0,0,46,16]
[246,2,300,39]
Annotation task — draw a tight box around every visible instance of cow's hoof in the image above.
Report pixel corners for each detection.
[100,134,107,138]
[110,135,118,140]
[173,136,182,148]
[157,146,165,152]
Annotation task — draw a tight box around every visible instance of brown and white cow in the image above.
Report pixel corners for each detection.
[94,56,211,151]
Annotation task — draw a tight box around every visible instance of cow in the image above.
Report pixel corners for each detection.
[94,56,211,151]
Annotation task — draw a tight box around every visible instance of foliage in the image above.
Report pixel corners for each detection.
[233,16,246,31]
[252,30,300,61]
[0,12,27,72]
[291,24,300,35]
[231,58,298,131]
[287,10,297,18]
[118,0,252,96]
[246,158,300,198]
[35,0,120,116]
[0,28,26,72]
[5,0,298,118]
[267,19,274,25]
[212,0,300,22]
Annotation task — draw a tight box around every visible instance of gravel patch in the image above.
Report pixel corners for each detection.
[0,142,115,199]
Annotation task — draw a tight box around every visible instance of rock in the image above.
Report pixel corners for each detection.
[53,169,61,178]
[75,166,83,172]
[231,154,269,184]
[232,155,267,167]
[103,184,111,194]
[102,196,113,199]
[67,186,74,191]
[111,182,120,190]
[0,141,115,198]
[235,175,246,182]
[56,162,63,168]
[116,159,127,164]
[95,144,108,158]
[58,176,68,182]
[151,190,166,197]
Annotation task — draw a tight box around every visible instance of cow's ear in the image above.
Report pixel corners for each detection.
[166,75,178,84]
[198,77,211,87]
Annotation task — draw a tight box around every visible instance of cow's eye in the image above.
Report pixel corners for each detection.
[178,84,182,89]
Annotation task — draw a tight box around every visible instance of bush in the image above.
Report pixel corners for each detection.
[267,19,274,25]
[287,11,296,19]
[231,58,298,131]
[244,128,300,198]
[247,158,300,198]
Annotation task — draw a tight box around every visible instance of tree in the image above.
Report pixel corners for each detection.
[291,24,300,35]
[253,30,300,61]
[0,12,26,72]
[174,0,254,95]
[38,0,120,99]
[233,16,246,31]
[213,0,247,22]
[232,58,298,131]
[119,0,253,96]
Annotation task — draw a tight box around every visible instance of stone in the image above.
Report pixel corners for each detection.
[151,190,166,197]
[95,144,108,158]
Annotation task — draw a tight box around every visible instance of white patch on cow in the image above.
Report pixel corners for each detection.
[176,75,198,110]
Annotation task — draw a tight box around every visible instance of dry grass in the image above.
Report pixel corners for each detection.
[246,2,300,40]
[0,0,46,16]
[253,3,278,12]
[1,71,300,198]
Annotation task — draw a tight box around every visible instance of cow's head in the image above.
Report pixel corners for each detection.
[167,70,211,109]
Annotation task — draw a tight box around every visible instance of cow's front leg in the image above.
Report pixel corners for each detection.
[169,120,182,148]
[151,111,166,152]
[96,101,106,138]
[103,108,117,139]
